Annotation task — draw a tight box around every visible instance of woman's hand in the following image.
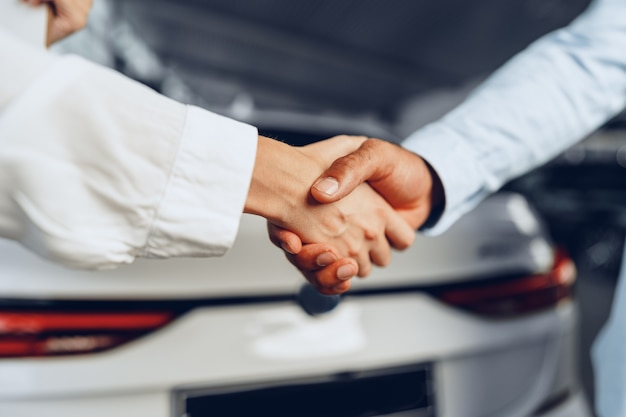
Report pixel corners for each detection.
[268,137,443,294]
[247,136,415,295]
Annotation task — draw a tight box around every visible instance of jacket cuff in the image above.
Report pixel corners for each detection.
[145,106,258,258]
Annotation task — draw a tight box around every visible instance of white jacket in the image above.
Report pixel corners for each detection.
[0,7,257,270]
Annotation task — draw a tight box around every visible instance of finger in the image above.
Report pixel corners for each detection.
[384,209,416,250]
[318,279,352,295]
[302,258,358,291]
[289,243,341,271]
[354,250,372,278]
[311,139,391,204]
[304,135,368,165]
[368,234,392,267]
[279,240,359,289]
[267,223,303,254]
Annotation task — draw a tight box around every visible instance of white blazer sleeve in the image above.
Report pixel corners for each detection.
[0,28,258,270]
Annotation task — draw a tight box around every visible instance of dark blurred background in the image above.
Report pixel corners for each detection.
[54,0,626,411]
[56,0,610,142]
[504,130,626,410]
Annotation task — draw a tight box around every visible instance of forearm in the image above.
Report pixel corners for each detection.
[405,0,626,234]
[0,30,257,268]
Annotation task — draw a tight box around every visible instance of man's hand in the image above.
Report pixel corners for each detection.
[268,137,444,294]
[311,138,443,230]
[22,0,93,46]
[247,136,415,295]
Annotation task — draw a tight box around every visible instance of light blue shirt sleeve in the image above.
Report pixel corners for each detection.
[403,0,626,235]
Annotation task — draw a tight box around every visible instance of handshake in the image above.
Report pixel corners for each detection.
[247,135,443,295]
[20,0,442,288]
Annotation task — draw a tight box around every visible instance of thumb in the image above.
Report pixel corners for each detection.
[311,140,387,203]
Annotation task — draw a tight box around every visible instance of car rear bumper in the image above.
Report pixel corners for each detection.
[0,294,585,417]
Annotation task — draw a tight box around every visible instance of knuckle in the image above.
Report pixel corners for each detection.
[346,240,361,258]
[364,227,377,241]
[332,154,361,173]
[321,212,347,238]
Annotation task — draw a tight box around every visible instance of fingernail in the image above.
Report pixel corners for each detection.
[316,251,336,267]
[281,242,295,255]
[313,177,339,196]
[337,264,356,280]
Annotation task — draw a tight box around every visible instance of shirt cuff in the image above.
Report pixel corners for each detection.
[145,106,258,258]
[403,123,494,235]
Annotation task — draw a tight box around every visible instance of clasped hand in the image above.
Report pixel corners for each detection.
[259,136,443,295]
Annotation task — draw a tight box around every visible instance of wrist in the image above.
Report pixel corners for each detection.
[244,136,320,225]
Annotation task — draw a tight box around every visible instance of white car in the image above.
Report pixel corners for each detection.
[0,192,591,417]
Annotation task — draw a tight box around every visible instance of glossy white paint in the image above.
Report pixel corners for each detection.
[0,193,590,417]
[0,294,572,397]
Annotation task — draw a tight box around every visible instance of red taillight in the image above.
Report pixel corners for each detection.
[0,310,174,358]
[433,249,576,317]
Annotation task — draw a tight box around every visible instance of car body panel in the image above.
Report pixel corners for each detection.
[0,193,588,417]
[0,293,573,398]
